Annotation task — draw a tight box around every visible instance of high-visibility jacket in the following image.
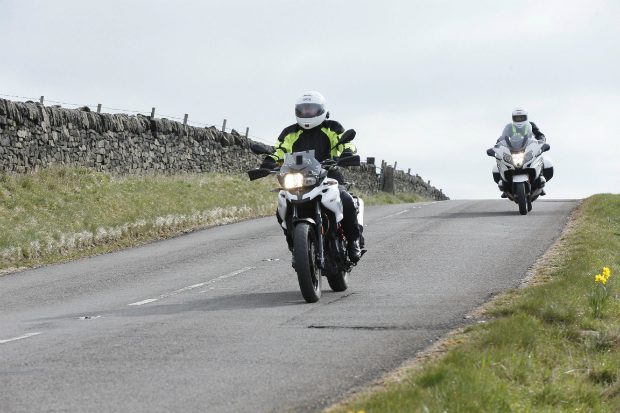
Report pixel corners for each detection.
[498,121,546,143]
[267,120,357,163]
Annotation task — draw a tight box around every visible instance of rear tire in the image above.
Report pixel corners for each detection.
[327,270,349,292]
[515,182,528,215]
[293,223,321,303]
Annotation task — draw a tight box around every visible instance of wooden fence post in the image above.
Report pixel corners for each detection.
[151,107,156,118]
[379,160,386,190]
[383,164,395,194]
[222,119,227,132]
[183,114,188,126]
[96,104,102,113]
[39,96,44,104]
[245,127,249,139]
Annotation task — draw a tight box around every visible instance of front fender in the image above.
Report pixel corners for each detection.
[293,217,316,227]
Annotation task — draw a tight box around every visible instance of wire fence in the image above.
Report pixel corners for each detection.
[0,92,273,144]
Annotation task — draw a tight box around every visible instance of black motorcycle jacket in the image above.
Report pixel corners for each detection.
[263,120,357,166]
[530,122,546,142]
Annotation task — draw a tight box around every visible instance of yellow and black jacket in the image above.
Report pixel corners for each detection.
[266,120,357,164]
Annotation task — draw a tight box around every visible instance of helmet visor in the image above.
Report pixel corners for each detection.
[512,114,527,123]
[295,103,325,118]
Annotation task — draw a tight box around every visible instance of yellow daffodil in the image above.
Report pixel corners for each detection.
[602,266,611,280]
[590,267,612,318]
[595,274,607,285]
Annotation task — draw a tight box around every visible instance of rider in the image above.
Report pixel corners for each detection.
[498,107,546,143]
[493,107,551,196]
[260,91,362,262]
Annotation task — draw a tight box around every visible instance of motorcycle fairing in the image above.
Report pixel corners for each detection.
[277,178,344,226]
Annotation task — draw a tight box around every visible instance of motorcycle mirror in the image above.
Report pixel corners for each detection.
[335,129,356,148]
[336,155,361,167]
[250,143,274,155]
[486,148,496,157]
[247,168,271,181]
[541,143,550,152]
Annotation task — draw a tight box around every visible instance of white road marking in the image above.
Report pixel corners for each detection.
[128,299,159,306]
[376,200,440,221]
[0,332,42,344]
[128,266,255,306]
[381,209,410,220]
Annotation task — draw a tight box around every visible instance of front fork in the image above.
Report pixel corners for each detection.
[315,202,325,270]
[291,202,325,270]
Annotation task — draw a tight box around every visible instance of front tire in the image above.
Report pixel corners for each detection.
[293,223,321,303]
[515,182,528,215]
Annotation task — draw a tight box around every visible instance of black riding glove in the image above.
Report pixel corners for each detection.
[260,156,277,170]
[340,149,354,158]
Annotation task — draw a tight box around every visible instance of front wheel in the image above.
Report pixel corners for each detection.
[293,223,321,303]
[515,182,528,215]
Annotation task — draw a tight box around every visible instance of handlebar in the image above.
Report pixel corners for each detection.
[247,155,360,180]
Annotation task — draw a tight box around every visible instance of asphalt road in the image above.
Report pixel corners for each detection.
[0,199,577,413]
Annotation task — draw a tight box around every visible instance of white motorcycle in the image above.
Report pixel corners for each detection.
[248,130,365,303]
[486,132,553,215]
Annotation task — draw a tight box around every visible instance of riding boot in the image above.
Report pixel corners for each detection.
[347,239,362,263]
[498,181,507,198]
[358,225,365,249]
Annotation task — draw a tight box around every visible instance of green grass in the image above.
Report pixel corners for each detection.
[0,167,429,272]
[328,194,620,413]
[0,167,276,270]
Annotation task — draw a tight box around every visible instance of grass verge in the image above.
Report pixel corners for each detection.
[0,167,276,272]
[0,167,429,273]
[327,194,620,413]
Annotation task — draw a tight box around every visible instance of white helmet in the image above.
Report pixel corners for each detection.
[512,107,528,128]
[295,91,327,129]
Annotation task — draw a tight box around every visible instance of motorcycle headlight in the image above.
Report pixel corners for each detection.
[303,176,317,186]
[283,173,304,189]
[503,153,512,163]
[512,151,525,167]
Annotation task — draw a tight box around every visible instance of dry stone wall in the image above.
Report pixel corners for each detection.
[0,98,447,200]
[344,165,447,200]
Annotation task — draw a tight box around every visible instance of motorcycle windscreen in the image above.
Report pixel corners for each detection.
[500,124,533,151]
[281,150,322,175]
[508,135,528,150]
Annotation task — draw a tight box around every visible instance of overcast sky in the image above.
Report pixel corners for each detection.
[1,0,618,199]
